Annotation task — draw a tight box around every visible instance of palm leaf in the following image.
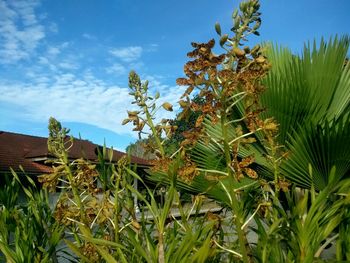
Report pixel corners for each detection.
[281,114,350,190]
[147,36,350,198]
[258,36,350,188]
[261,36,349,141]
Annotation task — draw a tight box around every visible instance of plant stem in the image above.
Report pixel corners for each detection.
[114,172,121,244]
[220,97,250,263]
[63,154,86,223]
[158,231,165,263]
[144,104,165,158]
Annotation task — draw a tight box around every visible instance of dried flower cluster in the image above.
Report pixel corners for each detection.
[122,0,286,187]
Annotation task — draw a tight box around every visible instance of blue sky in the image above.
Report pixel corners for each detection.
[0,0,349,151]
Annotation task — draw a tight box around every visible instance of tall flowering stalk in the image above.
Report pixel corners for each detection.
[124,1,280,261]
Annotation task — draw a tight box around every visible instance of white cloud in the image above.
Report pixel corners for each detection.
[0,73,133,135]
[48,22,58,33]
[0,0,45,63]
[106,63,126,75]
[58,61,79,70]
[82,33,95,40]
[35,76,50,84]
[109,46,143,63]
[130,73,187,120]
[0,72,186,137]
[38,56,49,64]
[47,46,60,56]
[11,0,40,26]
[33,43,77,72]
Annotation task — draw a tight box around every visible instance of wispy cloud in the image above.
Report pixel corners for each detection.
[0,73,133,135]
[109,46,143,63]
[31,42,77,72]
[82,33,96,40]
[47,46,60,56]
[0,0,45,63]
[0,1,181,141]
[0,71,186,137]
[48,22,58,33]
[58,61,79,70]
[106,63,127,75]
[145,43,159,52]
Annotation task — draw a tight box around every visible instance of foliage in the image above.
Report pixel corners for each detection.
[257,37,350,190]
[124,0,350,261]
[35,118,224,263]
[125,95,205,159]
[168,95,206,143]
[0,170,63,263]
[1,0,350,262]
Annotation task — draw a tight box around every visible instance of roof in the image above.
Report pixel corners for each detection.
[0,131,149,175]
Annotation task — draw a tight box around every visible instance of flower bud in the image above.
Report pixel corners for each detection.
[232,9,238,19]
[255,56,266,63]
[162,102,173,111]
[154,91,160,99]
[179,100,188,108]
[215,22,221,36]
[122,119,131,125]
[243,46,250,54]
[127,111,139,117]
[233,47,245,57]
[220,34,229,47]
[251,44,260,54]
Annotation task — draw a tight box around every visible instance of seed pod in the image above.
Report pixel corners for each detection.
[162,102,173,111]
[137,102,146,107]
[255,56,266,63]
[234,17,240,30]
[233,47,245,57]
[179,100,188,108]
[239,1,247,11]
[137,121,145,131]
[251,44,260,54]
[243,46,250,54]
[131,220,141,230]
[127,111,139,117]
[220,34,229,47]
[122,119,131,125]
[215,22,221,36]
[129,71,141,86]
[263,119,278,130]
[262,64,271,71]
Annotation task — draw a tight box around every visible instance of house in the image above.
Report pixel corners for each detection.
[0,131,221,218]
[0,131,149,185]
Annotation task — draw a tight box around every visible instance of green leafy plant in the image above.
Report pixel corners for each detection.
[0,170,63,263]
[1,0,349,262]
[258,37,350,190]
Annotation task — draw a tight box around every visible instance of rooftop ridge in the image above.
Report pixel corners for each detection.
[0,130,150,172]
[0,130,48,140]
[1,130,109,149]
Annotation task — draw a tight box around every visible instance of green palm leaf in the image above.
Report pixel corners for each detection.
[281,114,350,190]
[147,36,350,200]
[258,36,350,188]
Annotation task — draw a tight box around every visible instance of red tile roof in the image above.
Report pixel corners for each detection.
[0,131,149,175]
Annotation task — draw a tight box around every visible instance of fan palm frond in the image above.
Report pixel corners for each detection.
[259,36,350,188]
[281,114,350,190]
[147,36,350,200]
